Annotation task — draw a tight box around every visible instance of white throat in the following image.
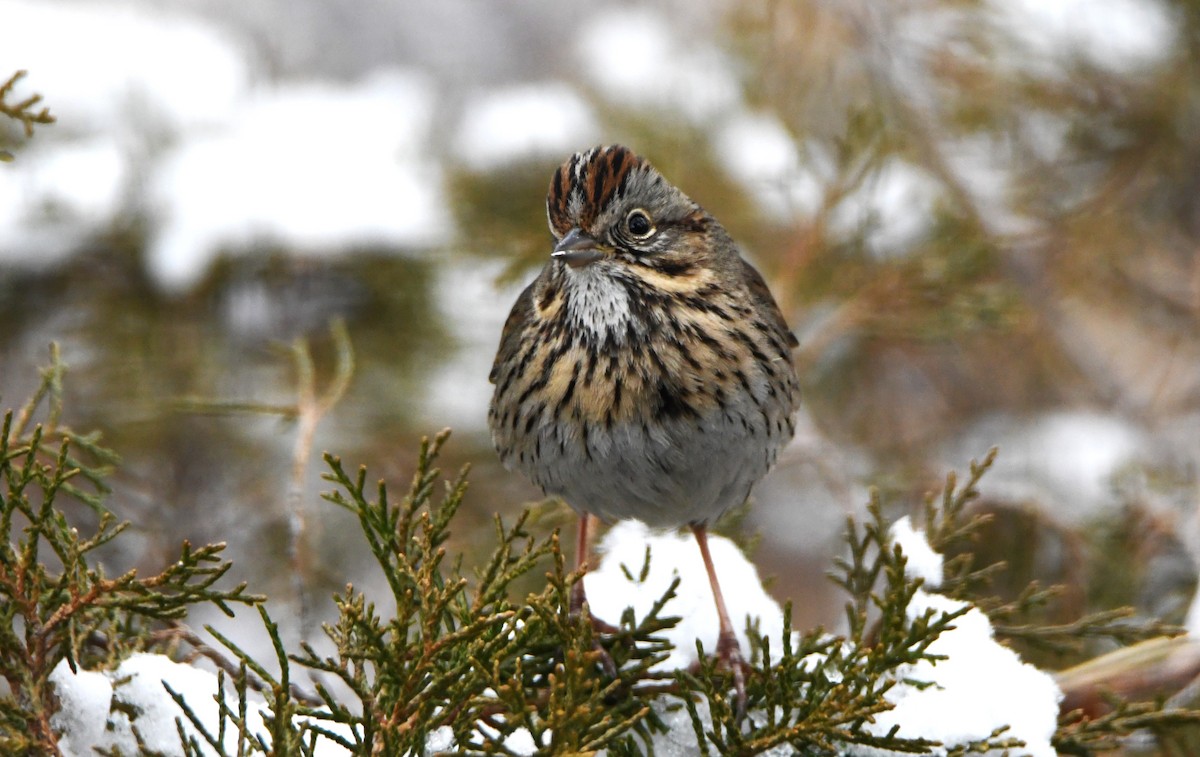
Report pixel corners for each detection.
[564,265,636,341]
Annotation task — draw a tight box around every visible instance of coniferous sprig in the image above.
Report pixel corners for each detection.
[0,446,262,753]
[993,603,1179,657]
[281,432,684,754]
[913,450,1199,751]
[466,530,675,754]
[169,606,331,757]
[5,343,117,512]
[0,350,263,756]
[1054,695,1200,754]
[918,454,1065,652]
[0,70,54,135]
[920,447,1005,600]
[0,70,55,161]
[918,447,1183,655]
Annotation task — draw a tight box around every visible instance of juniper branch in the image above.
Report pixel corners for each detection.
[0,71,54,162]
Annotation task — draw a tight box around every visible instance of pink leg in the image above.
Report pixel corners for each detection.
[692,524,748,716]
[570,512,592,615]
[568,513,617,675]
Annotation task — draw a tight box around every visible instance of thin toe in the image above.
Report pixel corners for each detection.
[716,632,749,719]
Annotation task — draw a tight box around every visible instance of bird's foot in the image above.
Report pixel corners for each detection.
[574,616,618,677]
[589,636,618,678]
[715,630,749,720]
[568,586,619,676]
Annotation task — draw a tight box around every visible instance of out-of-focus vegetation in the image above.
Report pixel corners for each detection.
[1,3,1199,750]
[721,0,1200,638]
[723,1,1200,452]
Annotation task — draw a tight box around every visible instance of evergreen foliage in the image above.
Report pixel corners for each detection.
[2,348,1200,754]
[0,69,54,161]
[922,451,1179,656]
[0,348,261,756]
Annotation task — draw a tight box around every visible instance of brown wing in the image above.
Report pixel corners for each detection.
[740,257,799,350]
[489,280,537,384]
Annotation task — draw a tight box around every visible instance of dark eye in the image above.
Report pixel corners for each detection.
[625,209,655,239]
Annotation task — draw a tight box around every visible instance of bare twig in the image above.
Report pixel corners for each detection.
[287,320,354,638]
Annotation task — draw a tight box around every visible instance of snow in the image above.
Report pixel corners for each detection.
[1186,575,1200,639]
[49,661,113,755]
[1028,414,1144,506]
[938,133,1032,237]
[830,159,941,256]
[890,516,944,589]
[584,520,787,671]
[453,83,598,171]
[858,594,1062,757]
[49,652,351,756]
[992,0,1177,74]
[0,0,250,267]
[850,520,1063,757]
[474,718,541,754]
[583,519,1061,755]
[426,725,456,752]
[713,112,830,223]
[422,256,528,431]
[1,2,454,291]
[0,136,128,265]
[146,69,451,291]
[575,7,741,124]
[583,523,797,756]
[953,411,1146,522]
[1189,601,1200,641]
[0,0,249,135]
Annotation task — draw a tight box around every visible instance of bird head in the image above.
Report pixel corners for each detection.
[544,145,713,274]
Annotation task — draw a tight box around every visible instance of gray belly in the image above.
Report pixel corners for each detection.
[508,397,788,528]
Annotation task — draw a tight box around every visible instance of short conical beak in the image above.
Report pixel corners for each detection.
[552,228,604,268]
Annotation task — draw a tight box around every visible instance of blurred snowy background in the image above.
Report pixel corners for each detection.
[1,0,1198,669]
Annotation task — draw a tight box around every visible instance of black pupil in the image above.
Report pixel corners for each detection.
[628,212,651,236]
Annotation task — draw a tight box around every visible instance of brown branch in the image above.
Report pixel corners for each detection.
[1056,636,1200,718]
[36,574,135,640]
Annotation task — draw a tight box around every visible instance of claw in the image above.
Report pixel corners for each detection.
[569,593,618,676]
[591,631,618,678]
[716,628,749,720]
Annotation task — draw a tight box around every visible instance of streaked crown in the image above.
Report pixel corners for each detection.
[545,145,703,245]
[546,145,644,238]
